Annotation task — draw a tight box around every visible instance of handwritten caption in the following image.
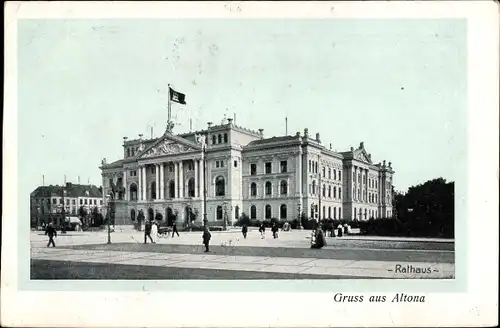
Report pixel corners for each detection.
[333,293,426,303]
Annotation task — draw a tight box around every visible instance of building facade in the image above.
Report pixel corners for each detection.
[30,183,104,227]
[99,119,395,226]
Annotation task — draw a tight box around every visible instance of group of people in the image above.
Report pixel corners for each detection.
[144,221,180,244]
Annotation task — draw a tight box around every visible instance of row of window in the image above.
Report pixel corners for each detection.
[310,205,343,219]
[126,146,140,158]
[212,133,228,145]
[127,176,226,201]
[352,188,380,204]
[249,181,288,197]
[249,204,289,220]
[34,198,102,206]
[309,181,342,200]
[250,161,288,175]
[309,161,342,181]
[353,208,392,219]
[354,172,379,189]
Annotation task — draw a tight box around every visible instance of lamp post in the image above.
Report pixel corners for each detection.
[297,202,302,230]
[197,134,208,228]
[222,201,228,231]
[106,193,114,244]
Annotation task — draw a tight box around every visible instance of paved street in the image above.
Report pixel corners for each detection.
[30,229,455,279]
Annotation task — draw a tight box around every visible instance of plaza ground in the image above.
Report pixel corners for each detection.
[30,229,455,279]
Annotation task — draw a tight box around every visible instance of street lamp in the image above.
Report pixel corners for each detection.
[196,134,208,228]
[222,201,228,231]
[297,202,302,230]
[106,193,114,244]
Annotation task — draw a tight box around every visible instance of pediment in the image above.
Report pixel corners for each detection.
[139,134,201,159]
[354,149,372,164]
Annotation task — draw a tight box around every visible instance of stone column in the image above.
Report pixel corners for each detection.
[123,168,128,201]
[174,162,179,199]
[138,166,142,201]
[194,160,199,198]
[155,164,160,200]
[179,161,184,198]
[159,163,164,200]
[142,166,147,201]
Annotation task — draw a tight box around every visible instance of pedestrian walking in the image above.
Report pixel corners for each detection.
[258,222,266,239]
[144,220,154,244]
[172,222,180,237]
[242,224,248,239]
[45,222,57,247]
[151,221,158,244]
[311,228,327,249]
[202,226,211,252]
[271,222,279,239]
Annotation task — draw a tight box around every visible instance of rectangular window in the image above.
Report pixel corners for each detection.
[151,167,156,174]
[84,199,88,205]
[220,161,224,168]
[79,199,83,205]
[216,161,220,168]
[59,199,63,205]
[339,171,341,181]
[94,199,97,205]
[265,162,272,174]
[234,160,237,167]
[72,199,75,205]
[66,199,69,205]
[322,167,326,177]
[52,199,56,204]
[280,160,287,173]
[100,200,103,205]
[250,164,257,175]
[308,160,311,172]
[328,168,331,179]
[339,187,342,199]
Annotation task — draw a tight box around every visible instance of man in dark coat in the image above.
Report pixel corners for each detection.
[242,224,248,239]
[202,227,211,252]
[258,222,266,239]
[271,223,279,239]
[311,229,327,249]
[45,222,57,247]
[172,222,180,237]
[144,220,153,244]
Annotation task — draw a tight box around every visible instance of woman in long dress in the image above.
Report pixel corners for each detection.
[151,221,158,244]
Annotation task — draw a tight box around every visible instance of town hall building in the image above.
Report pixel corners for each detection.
[99,118,395,227]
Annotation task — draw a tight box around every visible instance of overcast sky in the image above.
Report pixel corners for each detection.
[18,19,466,193]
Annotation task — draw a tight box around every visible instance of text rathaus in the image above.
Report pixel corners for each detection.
[100,118,395,226]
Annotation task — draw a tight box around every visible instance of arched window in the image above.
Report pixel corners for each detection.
[212,135,217,144]
[235,205,240,219]
[280,204,287,219]
[127,148,130,157]
[218,134,222,144]
[353,207,356,219]
[151,182,156,200]
[364,209,367,220]
[322,184,326,197]
[215,176,225,196]
[334,207,337,219]
[312,181,316,194]
[250,182,257,196]
[334,169,337,180]
[280,180,288,195]
[187,178,195,197]
[339,187,342,199]
[129,183,138,201]
[265,205,272,219]
[169,181,175,198]
[224,133,228,143]
[323,206,326,218]
[328,186,331,198]
[250,205,257,219]
[338,208,341,219]
[216,206,223,220]
[333,186,337,199]
[359,208,362,220]
[265,181,272,195]
[328,206,331,218]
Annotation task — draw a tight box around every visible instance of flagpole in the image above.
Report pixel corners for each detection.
[168,83,172,129]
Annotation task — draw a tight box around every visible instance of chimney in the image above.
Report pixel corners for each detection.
[207,122,213,129]
[316,133,321,143]
[258,128,264,136]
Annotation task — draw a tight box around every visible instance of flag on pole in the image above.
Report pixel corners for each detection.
[169,87,187,105]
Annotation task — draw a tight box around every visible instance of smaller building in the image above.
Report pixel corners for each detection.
[30,182,103,227]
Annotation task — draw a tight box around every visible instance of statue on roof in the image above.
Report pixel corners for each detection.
[166,120,175,134]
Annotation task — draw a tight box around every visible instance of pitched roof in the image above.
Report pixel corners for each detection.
[245,135,297,147]
[31,184,102,198]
